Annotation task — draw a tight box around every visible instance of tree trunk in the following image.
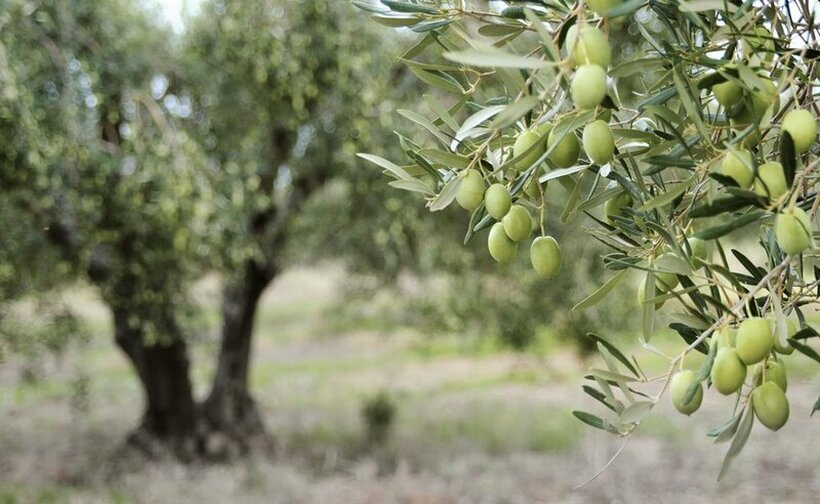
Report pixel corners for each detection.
[200,260,274,458]
[112,308,198,459]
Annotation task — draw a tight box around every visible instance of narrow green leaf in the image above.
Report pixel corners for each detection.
[357,153,412,180]
[370,14,421,27]
[397,109,451,147]
[684,338,716,405]
[388,178,436,195]
[788,338,820,365]
[693,210,766,240]
[718,405,754,480]
[408,66,464,94]
[488,96,541,129]
[381,0,439,15]
[573,270,628,311]
[573,410,606,430]
[620,400,654,424]
[443,48,549,69]
[428,176,460,211]
[638,177,693,210]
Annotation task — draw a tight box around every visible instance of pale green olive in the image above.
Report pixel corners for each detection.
[711,348,747,395]
[713,79,743,107]
[781,109,817,153]
[513,130,545,172]
[585,0,622,17]
[484,183,512,220]
[571,64,607,110]
[752,381,789,431]
[604,192,632,224]
[719,149,754,188]
[488,222,517,264]
[530,236,562,279]
[760,358,787,392]
[775,207,813,255]
[456,169,485,211]
[502,205,532,242]
[736,317,773,365]
[567,25,611,68]
[670,370,703,415]
[753,161,788,199]
[547,129,581,168]
[653,254,680,293]
[637,280,664,309]
[582,119,615,165]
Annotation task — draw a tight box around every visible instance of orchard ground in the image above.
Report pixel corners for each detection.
[1,266,818,503]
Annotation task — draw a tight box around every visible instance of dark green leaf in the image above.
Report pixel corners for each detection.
[780,130,796,187]
[573,410,606,430]
[694,210,766,240]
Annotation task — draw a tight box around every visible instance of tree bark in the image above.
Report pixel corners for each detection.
[112,308,198,459]
[200,260,274,457]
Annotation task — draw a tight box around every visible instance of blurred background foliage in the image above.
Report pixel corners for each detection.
[0,0,642,373]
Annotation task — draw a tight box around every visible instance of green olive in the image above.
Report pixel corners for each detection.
[670,370,703,416]
[456,169,485,211]
[760,358,787,392]
[604,192,632,224]
[775,207,813,255]
[743,26,776,60]
[571,64,607,110]
[753,161,788,199]
[488,222,517,264]
[715,326,736,349]
[773,319,796,355]
[523,175,543,202]
[781,109,817,153]
[502,205,532,242]
[582,119,615,165]
[547,129,581,168]
[637,280,664,309]
[484,183,512,220]
[733,78,779,125]
[687,236,708,264]
[513,130,545,172]
[711,348,747,395]
[530,236,562,279]
[653,254,680,292]
[567,25,611,68]
[713,79,743,107]
[736,317,773,365]
[719,149,754,188]
[585,0,622,17]
[752,381,789,431]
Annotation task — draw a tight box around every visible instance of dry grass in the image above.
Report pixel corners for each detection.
[1,267,819,503]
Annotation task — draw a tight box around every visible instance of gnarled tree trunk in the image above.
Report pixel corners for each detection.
[200,259,275,457]
[112,308,198,459]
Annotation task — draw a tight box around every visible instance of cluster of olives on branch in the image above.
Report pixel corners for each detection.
[452,23,623,278]
[671,317,797,431]
[455,162,562,279]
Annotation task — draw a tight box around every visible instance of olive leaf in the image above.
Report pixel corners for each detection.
[718,405,754,480]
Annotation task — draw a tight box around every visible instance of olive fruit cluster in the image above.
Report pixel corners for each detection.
[671,316,797,431]
[567,25,610,111]
[455,165,562,279]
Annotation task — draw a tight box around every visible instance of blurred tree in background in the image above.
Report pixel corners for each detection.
[1,0,629,460]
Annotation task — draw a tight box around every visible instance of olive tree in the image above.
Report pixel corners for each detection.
[1,0,409,457]
[358,0,818,475]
